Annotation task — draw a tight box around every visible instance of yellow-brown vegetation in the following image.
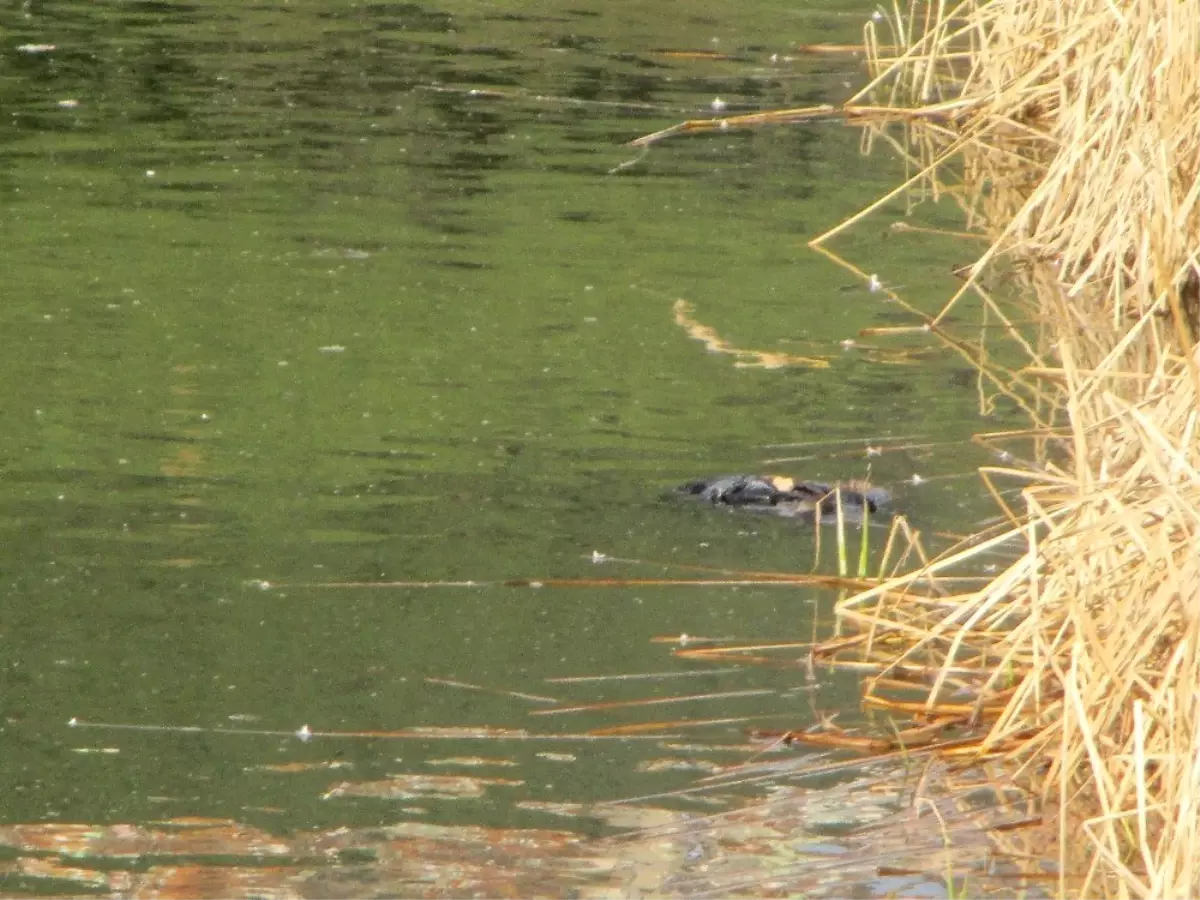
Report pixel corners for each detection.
[813,1,1200,896]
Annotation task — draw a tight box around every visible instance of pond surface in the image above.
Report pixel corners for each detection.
[0,0,1021,895]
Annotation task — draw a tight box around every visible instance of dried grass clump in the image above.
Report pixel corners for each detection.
[814,1,1200,897]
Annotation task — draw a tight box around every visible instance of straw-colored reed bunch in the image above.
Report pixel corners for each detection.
[812,1,1200,896]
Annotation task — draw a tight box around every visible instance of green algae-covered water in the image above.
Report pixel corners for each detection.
[0,1,1019,895]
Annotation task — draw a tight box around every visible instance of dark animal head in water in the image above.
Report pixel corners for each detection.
[679,474,891,524]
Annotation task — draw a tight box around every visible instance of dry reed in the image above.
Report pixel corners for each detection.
[813,0,1200,897]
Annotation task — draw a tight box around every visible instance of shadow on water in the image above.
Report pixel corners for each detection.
[0,0,1027,895]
